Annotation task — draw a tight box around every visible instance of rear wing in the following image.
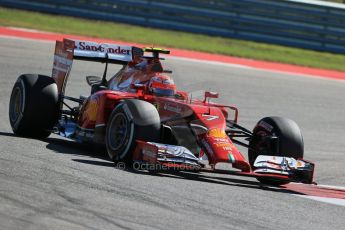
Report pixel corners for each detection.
[52,38,143,94]
[73,40,143,63]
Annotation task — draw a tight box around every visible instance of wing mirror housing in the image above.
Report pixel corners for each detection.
[131,83,146,90]
[131,83,147,96]
[203,91,219,103]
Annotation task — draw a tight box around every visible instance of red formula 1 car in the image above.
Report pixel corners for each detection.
[9,39,315,185]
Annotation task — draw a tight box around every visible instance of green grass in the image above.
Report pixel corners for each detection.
[325,0,345,3]
[1,7,345,72]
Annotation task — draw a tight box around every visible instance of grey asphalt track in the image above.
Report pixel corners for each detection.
[0,37,344,230]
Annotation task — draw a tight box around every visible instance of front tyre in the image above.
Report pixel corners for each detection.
[249,116,304,185]
[105,99,160,165]
[9,74,59,138]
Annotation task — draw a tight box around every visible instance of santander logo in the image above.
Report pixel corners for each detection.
[76,41,130,55]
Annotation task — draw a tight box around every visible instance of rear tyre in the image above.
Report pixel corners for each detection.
[9,74,59,138]
[249,116,304,185]
[105,99,160,165]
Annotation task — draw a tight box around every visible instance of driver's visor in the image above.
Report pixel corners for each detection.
[152,88,175,96]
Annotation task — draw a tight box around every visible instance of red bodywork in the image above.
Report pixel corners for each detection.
[78,88,251,172]
[51,38,314,183]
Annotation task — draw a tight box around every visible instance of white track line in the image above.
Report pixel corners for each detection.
[0,35,54,44]
[1,35,344,83]
[292,183,345,207]
[317,184,345,190]
[295,195,345,207]
[168,56,253,69]
[170,55,345,83]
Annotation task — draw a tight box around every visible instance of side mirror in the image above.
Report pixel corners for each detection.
[203,91,219,103]
[86,76,102,86]
[131,83,147,91]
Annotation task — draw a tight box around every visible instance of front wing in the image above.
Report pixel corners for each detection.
[132,141,315,184]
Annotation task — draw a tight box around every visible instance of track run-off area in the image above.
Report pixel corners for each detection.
[0,30,345,229]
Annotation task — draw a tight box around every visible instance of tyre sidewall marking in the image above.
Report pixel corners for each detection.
[107,103,134,161]
[118,103,134,160]
[12,79,26,130]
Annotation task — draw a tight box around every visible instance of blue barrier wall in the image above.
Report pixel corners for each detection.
[1,0,345,54]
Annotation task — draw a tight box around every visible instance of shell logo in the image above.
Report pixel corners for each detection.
[296,161,303,167]
[208,128,227,138]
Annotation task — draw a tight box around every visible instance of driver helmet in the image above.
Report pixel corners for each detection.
[148,75,176,97]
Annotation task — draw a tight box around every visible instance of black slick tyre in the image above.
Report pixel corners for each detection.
[249,116,304,185]
[105,99,160,165]
[9,74,59,138]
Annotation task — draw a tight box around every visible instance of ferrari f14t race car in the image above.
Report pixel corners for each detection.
[9,39,315,185]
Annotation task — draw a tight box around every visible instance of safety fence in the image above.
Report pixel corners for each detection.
[1,0,345,54]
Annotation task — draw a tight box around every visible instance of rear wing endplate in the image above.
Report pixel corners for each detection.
[52,38,142,94]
